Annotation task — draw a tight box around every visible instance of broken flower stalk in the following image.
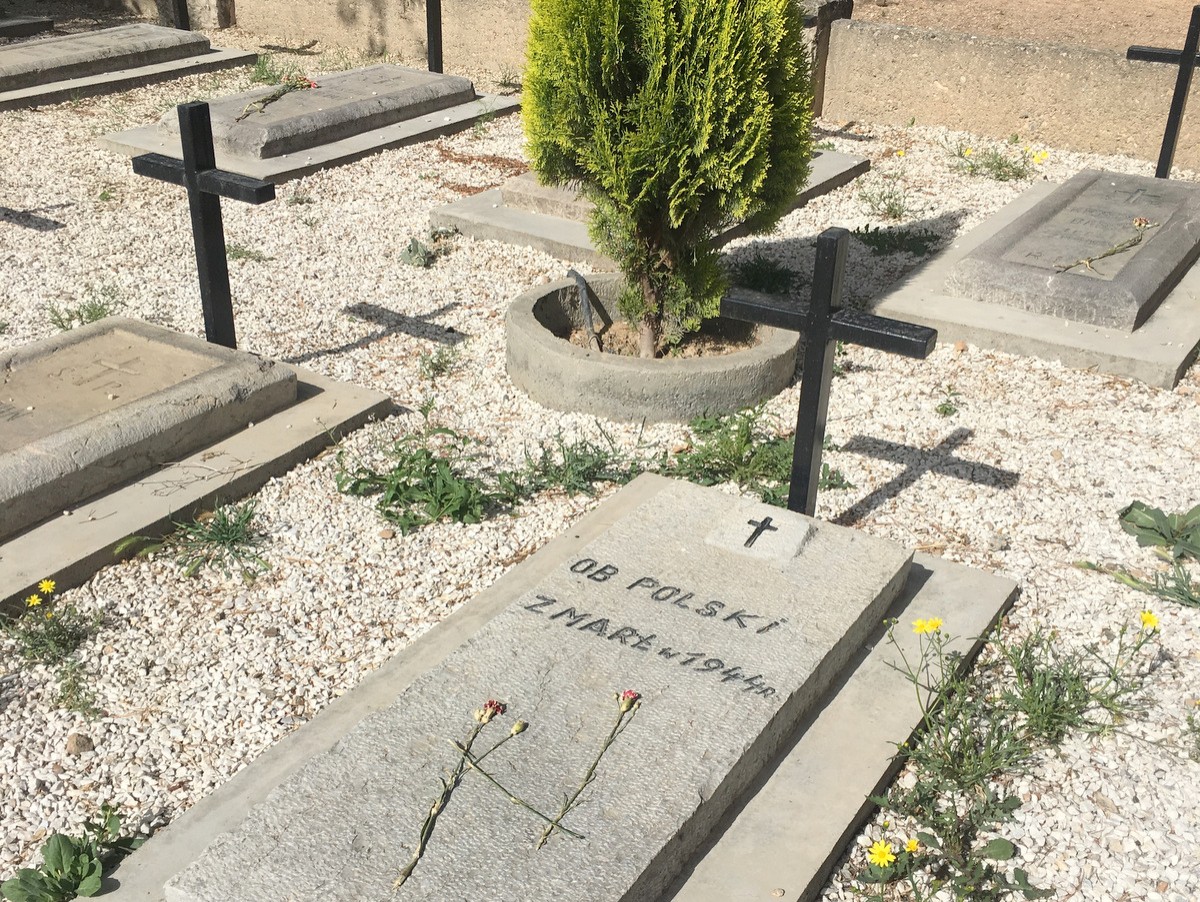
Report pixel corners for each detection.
[536,690,642,849]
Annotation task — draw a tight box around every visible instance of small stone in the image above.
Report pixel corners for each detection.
[953,340,968,352]
[1051,449,1064,460]
[379,528,396,539]
[66,733,94,756]
[263,626,281,638]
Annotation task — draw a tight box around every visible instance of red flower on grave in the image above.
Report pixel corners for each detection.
[474,699,507,724]
[618,690,641,713]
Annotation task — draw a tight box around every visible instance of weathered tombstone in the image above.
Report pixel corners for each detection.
[0,317,296,544]
[102,64,519,182]
[163,477,915,902]
[0,24,254,110]
[1126,4,1200,178]
[0,17,53,40]
[430,151,871,267]
[946,169,1200,330]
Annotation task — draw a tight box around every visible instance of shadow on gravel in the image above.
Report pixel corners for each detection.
[283,300,467,366]
[834,427,1020,527]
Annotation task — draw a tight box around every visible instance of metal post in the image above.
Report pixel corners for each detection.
[787,227,848,516]
[178,103,237,349]
[426,0,443,74]
[170,0,191,31]
[1156,4,1200,178]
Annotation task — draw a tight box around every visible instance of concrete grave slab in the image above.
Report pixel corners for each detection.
[99,67,520,183]
[947,170,1200,330]
[0,24,255,111]
[163,478,910,902]
[0,317,296,544]
[154,65,476,159]
[0,359,392,618]
[0,18,54,40]
[871,180,1200,388]
[430,150,871,267]
[100,474,1017,902]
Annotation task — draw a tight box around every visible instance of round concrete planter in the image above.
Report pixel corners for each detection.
[506,273,800,423]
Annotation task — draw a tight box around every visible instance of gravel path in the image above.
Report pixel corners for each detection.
[1,23,1199,902]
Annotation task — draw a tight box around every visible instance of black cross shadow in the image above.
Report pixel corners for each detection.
[0,203,72,232]
[283,301,466,366]
[833,427,1019,526]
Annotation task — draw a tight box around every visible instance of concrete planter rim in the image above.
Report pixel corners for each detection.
[505,272,800,423]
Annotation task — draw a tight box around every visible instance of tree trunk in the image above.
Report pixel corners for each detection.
[637,274,660,359]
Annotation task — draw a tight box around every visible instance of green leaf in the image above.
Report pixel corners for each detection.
[73,863,102,898]
[39,836,75,877]
[2,870,46,902]
[979,837,1016,860]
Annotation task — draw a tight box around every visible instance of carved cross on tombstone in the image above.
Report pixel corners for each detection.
[721,227,937,517]
[1127,4,1200,178]
[131,102,276,349]
[744,516,778,547]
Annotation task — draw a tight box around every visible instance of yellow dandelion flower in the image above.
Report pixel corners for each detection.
[38,578,56,595]
[1139,610,1159,631]
[25,594,42,607]
[963,147,973,157]
[912,618,928,633]
[913,617,943,634]
[895,149,906,157]
[44,612,55,621]
[867,840,896,868]
[905,838,919,853]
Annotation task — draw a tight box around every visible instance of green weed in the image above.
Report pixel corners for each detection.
[48,284,122,331]
[5,589,96,667]
[249,53,298,85]
[115,500,269,582]
[936,385,961,417]
[1118,500,1200,561]
[853,224,942,257]
[418,345,461,382]
[730,254,800,295]
[226,243,271,263]
[286,192,314,206]
[947,139,1048,182]
[858,172,913,221]
[518,430,644,497]
[55,660,101,718]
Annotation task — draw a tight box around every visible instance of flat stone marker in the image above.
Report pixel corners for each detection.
[100,65,519,183]
[429,149,871,267]
[0,317,296,543]
[947,169,1200,330]
[166,479,911,902]
[0,24,208,93]
[155,65,476,159]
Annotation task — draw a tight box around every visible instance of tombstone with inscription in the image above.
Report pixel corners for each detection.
[871,169,1200,387]
[163,477,916,902]
[0,318,296,543]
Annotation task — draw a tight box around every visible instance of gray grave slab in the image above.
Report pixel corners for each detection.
[165,478,911,902]
[0,17,54,40]
[871,179,1200,388]
[99,74,520,183]
[0,364,392,618]
[153,65,476,159]
[0,317,296,544]
[0,24,209,93]
[99,474,1016,902]
[429,150,870,267]
[947,170,1200,331]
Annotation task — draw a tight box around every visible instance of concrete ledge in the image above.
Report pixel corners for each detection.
[506,273,801,423]
[431,150,871,268]
[869,182,1200,388]
[100,94,521,184]
[98,473,1017,902]
[0,18,54,40]
[0,366,393,617]
[0,47,256,112]
[824,20,1200,172]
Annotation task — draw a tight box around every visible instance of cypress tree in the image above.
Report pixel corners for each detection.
[524,0,813,357]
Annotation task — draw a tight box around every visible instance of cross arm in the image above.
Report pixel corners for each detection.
[1127,45,1200,64]
[719,290,937,359]
[130,153,276,205]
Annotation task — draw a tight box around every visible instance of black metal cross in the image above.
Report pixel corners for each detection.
[721,227,938,517]
[427,0,443,73]
[1127,4,1200,178]
[744,516,778,547]
[131,102,275,349]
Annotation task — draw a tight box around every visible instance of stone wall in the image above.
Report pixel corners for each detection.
[823,20,1200,171]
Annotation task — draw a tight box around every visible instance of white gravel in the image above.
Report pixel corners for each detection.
[2,20,1199,902]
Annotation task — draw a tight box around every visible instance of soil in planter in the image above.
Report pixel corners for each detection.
[569,317,760,358]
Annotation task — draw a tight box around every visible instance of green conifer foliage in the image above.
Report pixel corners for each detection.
[524,0,813,357]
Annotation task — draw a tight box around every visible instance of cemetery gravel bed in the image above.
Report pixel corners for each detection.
[1,48,1199,902]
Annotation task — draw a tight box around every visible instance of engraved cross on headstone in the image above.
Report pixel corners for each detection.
[744,516,778,547]
[1127,4,1200,178]
[130,102,276,349]
[721,227,938,517]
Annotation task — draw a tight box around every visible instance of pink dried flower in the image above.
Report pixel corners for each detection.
[473,699,507,724]
[618,690,641,713]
